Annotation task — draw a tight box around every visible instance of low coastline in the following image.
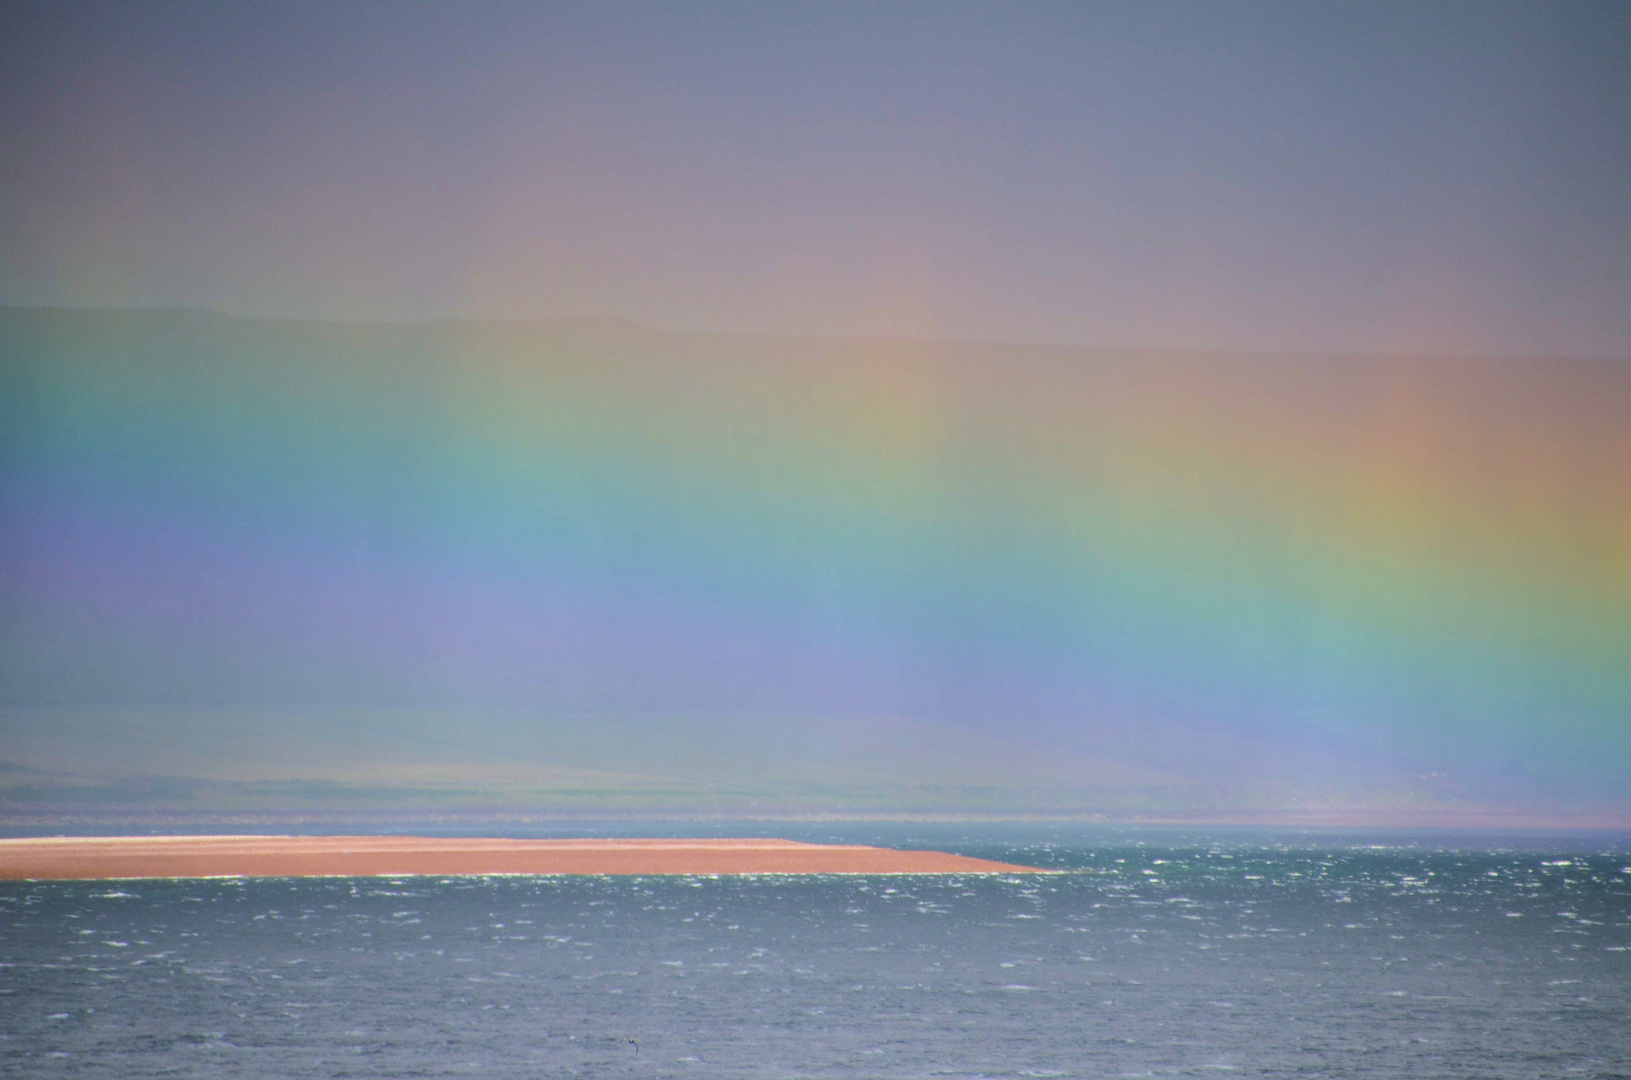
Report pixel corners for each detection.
[0,835,1046,879]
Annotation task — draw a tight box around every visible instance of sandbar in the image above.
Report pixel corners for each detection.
[0,835,1046,879]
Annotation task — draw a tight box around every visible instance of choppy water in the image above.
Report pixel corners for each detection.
[3,828,1630,1078]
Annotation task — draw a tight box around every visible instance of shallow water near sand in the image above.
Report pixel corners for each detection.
[3,826,1630,1078]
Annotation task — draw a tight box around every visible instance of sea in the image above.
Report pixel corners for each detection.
[3,824,1629,1079]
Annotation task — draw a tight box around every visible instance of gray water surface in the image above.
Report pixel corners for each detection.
[3,830,1629,1078]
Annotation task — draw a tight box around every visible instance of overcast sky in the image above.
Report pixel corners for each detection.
[3,0,1628,356]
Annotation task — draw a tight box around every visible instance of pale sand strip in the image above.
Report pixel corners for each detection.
[0,835,1047,879]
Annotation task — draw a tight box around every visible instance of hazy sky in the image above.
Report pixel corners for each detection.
[3,0,1628,356]
[3,4,1630,816]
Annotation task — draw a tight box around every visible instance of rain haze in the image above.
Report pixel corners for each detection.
[2,1,1628,824]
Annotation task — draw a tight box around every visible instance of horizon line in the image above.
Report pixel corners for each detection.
[5,303,1627,365]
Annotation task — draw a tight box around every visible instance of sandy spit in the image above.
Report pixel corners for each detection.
[0,835,1047,879]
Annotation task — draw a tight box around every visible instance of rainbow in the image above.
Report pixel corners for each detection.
[1,308,1626,803]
